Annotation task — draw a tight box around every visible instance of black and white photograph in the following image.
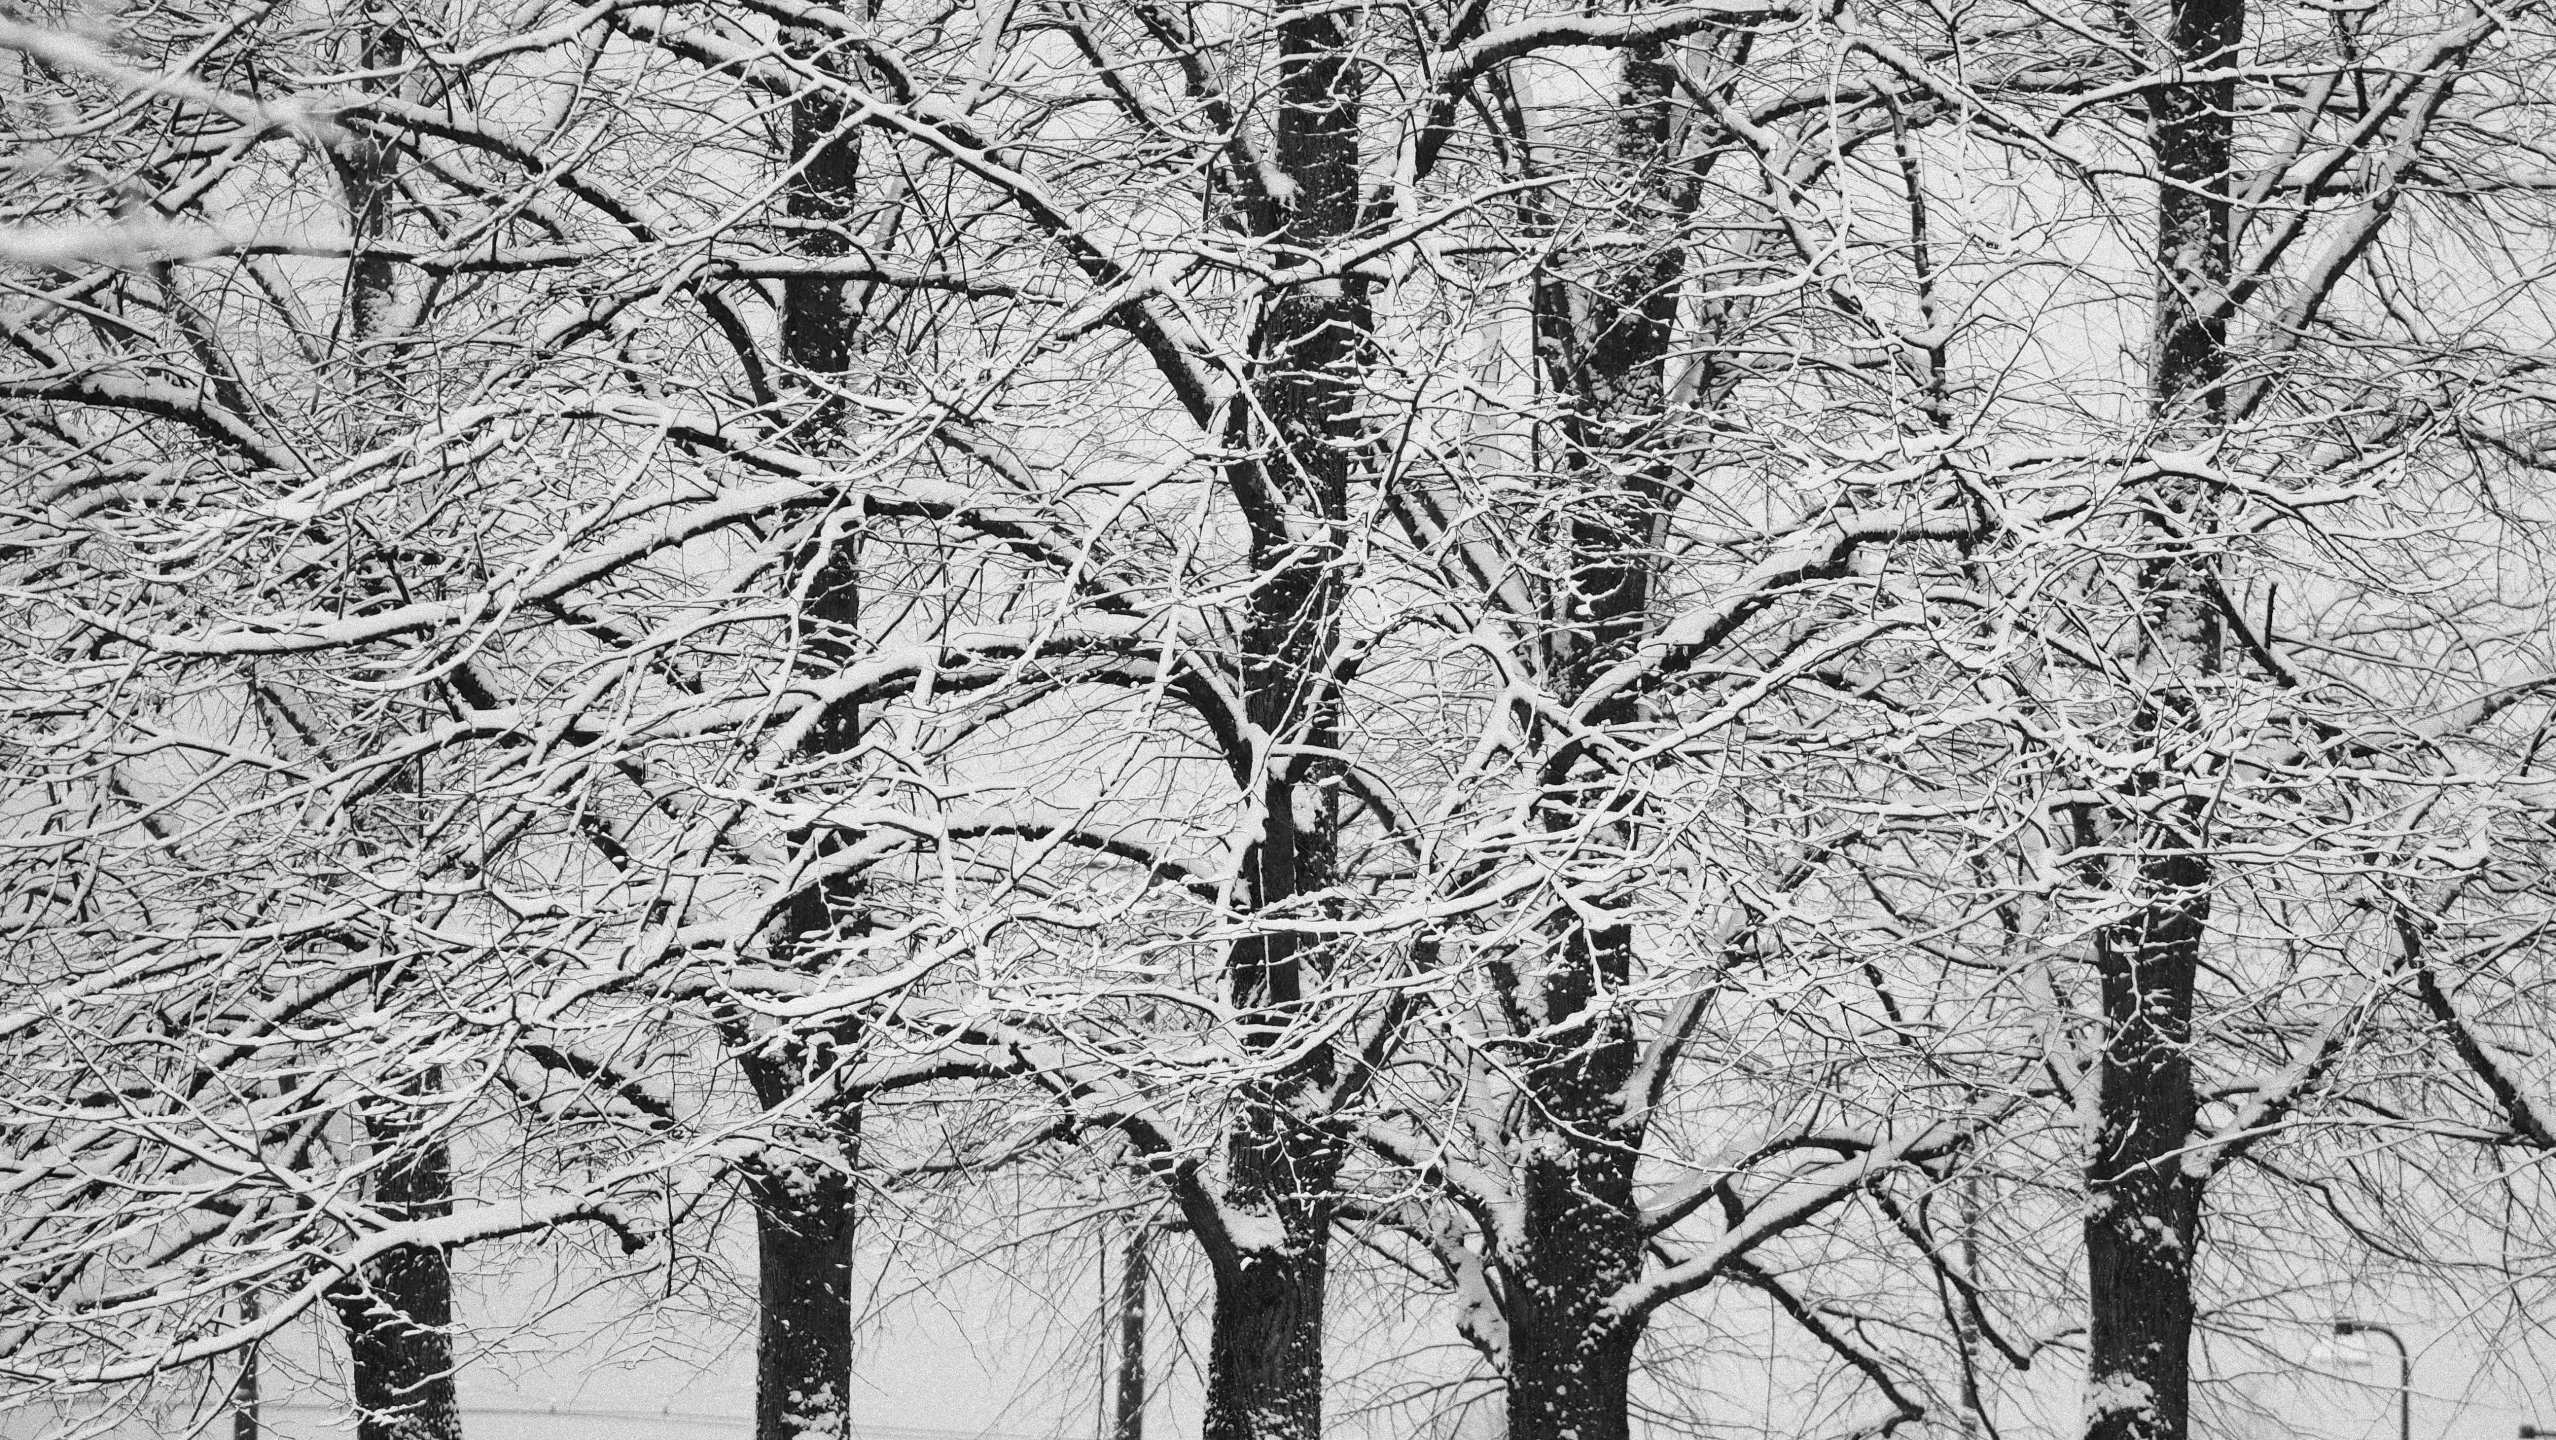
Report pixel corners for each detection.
[4,2,2555,1438]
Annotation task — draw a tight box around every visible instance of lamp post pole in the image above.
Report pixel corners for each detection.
[2334,1319,2411,1440]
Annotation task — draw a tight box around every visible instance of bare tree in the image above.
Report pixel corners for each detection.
[11,6,2556,1440]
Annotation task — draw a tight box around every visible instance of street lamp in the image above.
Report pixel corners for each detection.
[2334,1319,2412,1440]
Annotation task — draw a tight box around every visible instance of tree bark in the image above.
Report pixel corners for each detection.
[1113,1227,1150,1440]
[747,1155,861,1440]
[233,1294,260,1440]
[332,20,409,418]
[1199,6,1367,1438]
[745,27,870,1440]
[1203,1167,1331,1440]
[778,19,862,426]
[2082,0,2239,1434]
[2081,855,2206,1440]
[327,1114,460,1440]
[1502,44,1686,1440]
[1502,926,1645,1440]
[325,20,462,1439]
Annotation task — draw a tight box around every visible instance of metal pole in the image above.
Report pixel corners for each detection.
[2334,1319,2411,1440]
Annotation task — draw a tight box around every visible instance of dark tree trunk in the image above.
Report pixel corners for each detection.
[2083,0,2239,1434]
[1502,45,1686,1440]
[1203,1159,1331,1440]
[1113,1227,1150,1440]
[1508,1299,1638,1440]
[2082,854,2207,1440]
[327,1119,460,1440]
[327,28,461,1435]
[233,1294,261,1440]
[747,1155,861,1440]
[739,1025,862,1440]
[1504,931,1644,1440]
[334,21,408,405]
[744,29,871,1440]
[1199,6,1366,1438]
[778,19,863,428]
[2149,0,2242,434]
